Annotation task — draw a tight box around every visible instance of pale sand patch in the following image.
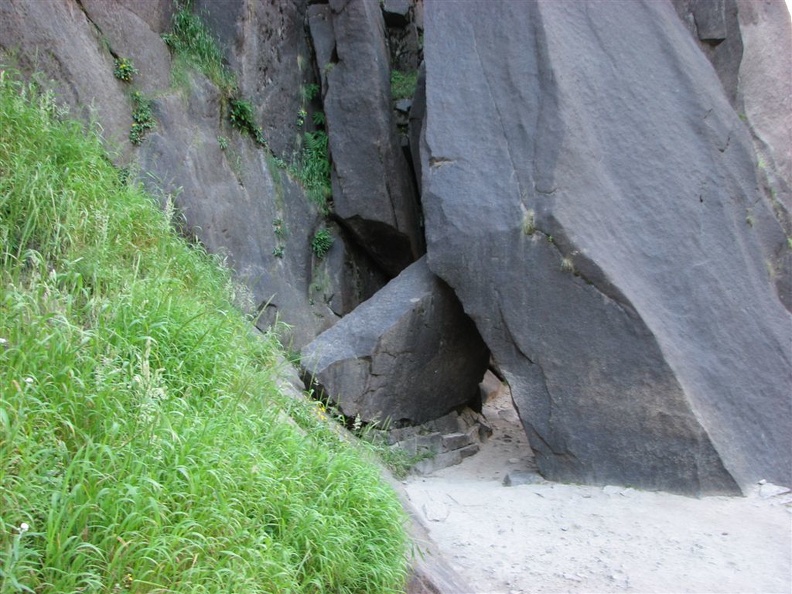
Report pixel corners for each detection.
[404,381,792,594]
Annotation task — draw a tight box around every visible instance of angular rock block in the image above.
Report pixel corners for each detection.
[308,0,423,276]
[422,1,791,494]
[301,257,489,425]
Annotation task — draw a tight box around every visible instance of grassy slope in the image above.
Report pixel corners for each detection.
[0,72,407,593]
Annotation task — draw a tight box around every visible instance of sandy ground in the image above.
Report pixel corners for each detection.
[404,382,792,594]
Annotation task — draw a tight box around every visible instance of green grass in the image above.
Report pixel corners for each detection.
[292,131,332,212]
[0,72,407,593]
[229,98,266,146]
[162,1,235,94]
[390,70,418,101]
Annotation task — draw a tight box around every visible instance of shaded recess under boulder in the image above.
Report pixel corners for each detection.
[301,257,489,426]
[421,0,791,495]
[308,0,423,277]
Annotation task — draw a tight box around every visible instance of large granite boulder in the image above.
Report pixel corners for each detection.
[308,0,423,276]
[422,0,791,494]
[673,0,792,309]
[301,257,489,426]
[734,0,792,220]
[672,0,743,106]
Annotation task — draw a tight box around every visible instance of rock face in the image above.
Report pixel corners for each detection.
[0,0,139,155]
[0,0,369,349]
[673,0,792,309]
[736,1,792,311]
[308,0,423,277]
[192,0,311,159]
[673,0,743,107]
[138,71,337,348]
[422,1,792,494]
[301,257,489,425]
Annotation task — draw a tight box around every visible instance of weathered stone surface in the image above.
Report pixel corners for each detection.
[412,444,479,475]
[193,0,312,159]
[692,0,728,41]
[735,0,792,310]
[138,72,337,349]
[301,257,489,425]
[308,0,423,276]
[503,471,545,487]
[384,0,422,72]
[422,1,791,494]
[672,0,743,106]
[736,1,792,209]
[81,0,172,94]
[409,62,426,194]
[672,0,792,308]
[117,0,174,34]
[0,0,134,157]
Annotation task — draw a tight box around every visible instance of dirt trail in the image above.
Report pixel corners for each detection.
[404,382,792,594]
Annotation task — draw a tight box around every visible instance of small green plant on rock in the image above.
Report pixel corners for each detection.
[296,130,332,211]
[301,83,320,102]
[113,57,138,82]
[272,245,285,258]
[390,69,418,101]
[129,91,155,145]
[312,110,326,127]
[217,135,229,150]
[273,218,285,239]
[522,210,536,235]
[229,98,266,146]
[311,228,333,258]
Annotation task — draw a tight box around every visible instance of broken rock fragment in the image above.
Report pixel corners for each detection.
[301,257,489,426]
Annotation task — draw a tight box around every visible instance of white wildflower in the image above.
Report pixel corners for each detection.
[19,522,29,534]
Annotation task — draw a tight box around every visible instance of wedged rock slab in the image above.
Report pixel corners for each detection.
[301,257,489,425]
[308,0,423,276]
[422,0,791,494]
